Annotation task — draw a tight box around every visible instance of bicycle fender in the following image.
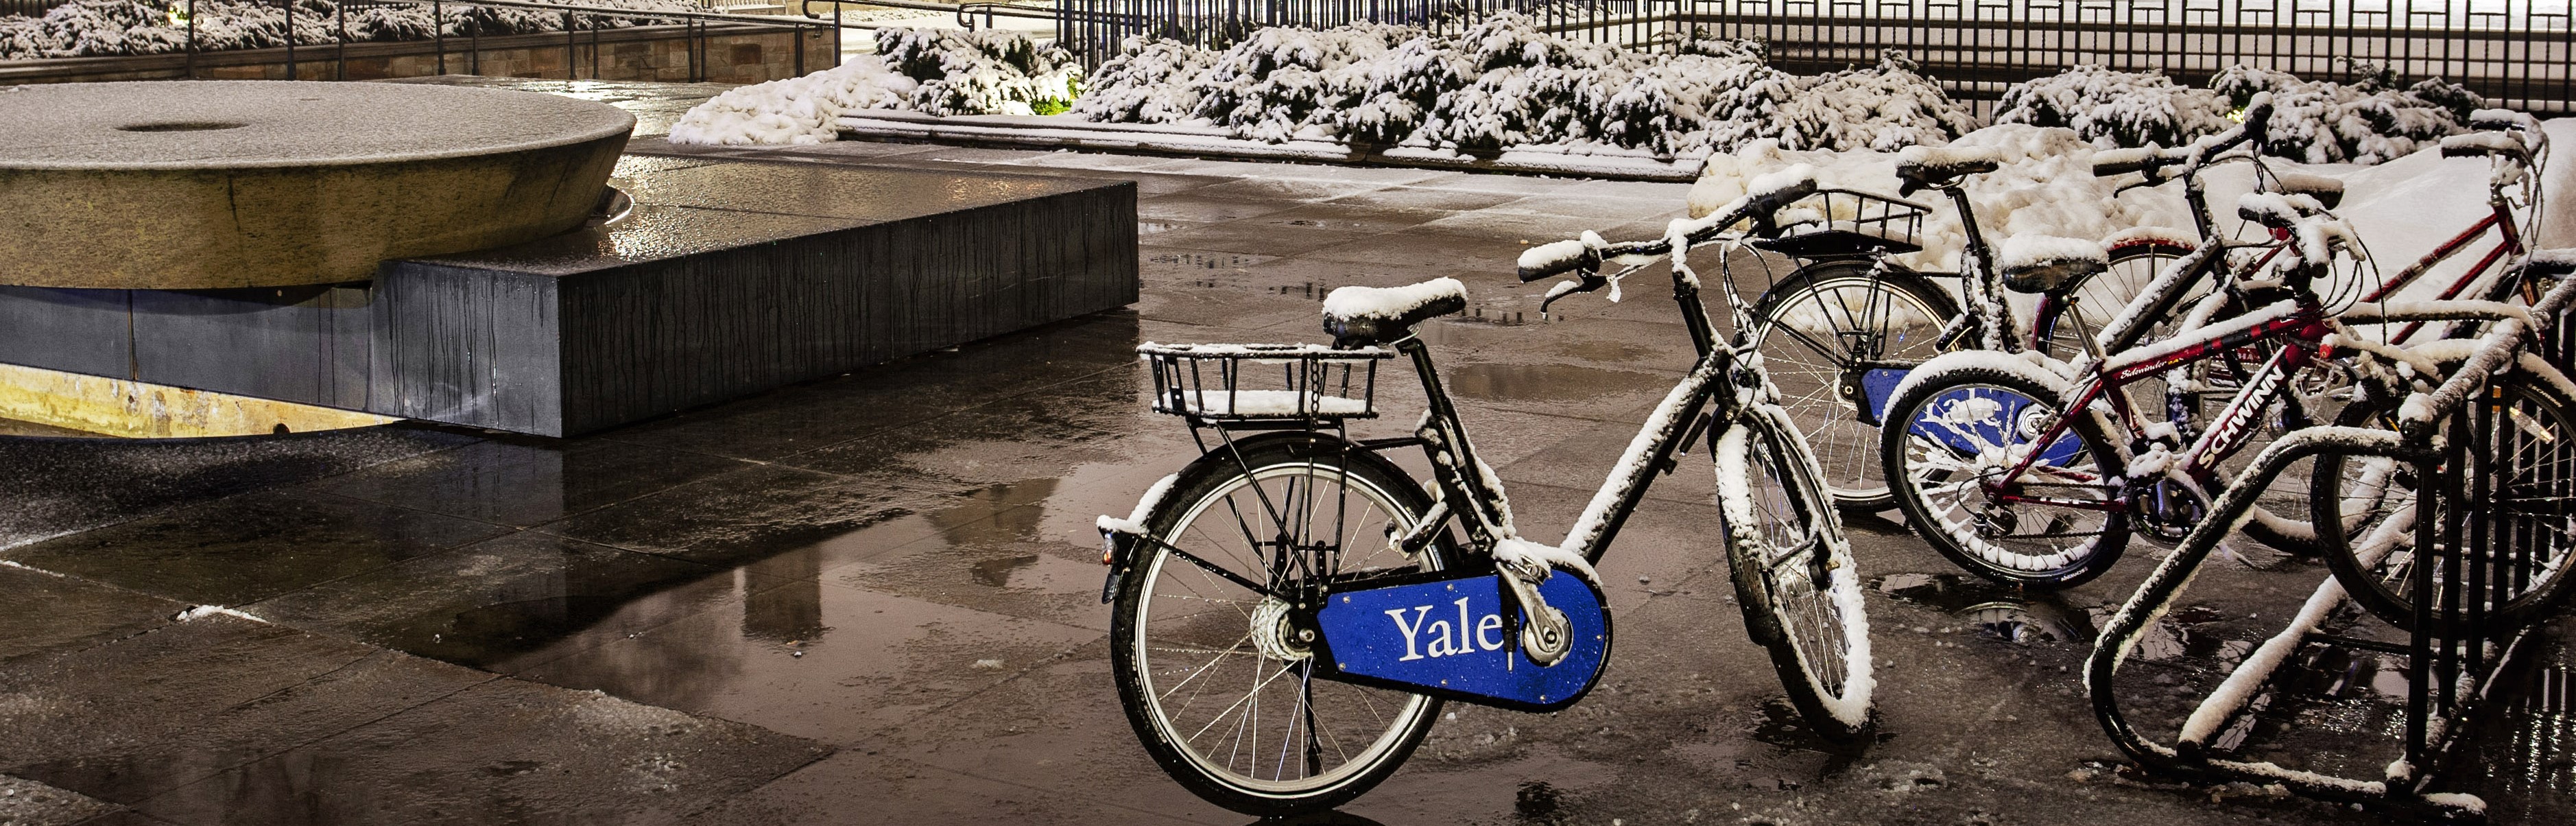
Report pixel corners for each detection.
[1307,567,1611,713]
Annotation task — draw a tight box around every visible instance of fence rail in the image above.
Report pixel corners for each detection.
[1054,0,2576,115]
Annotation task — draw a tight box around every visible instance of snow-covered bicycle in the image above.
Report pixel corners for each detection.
[1097,170,1873,816]
[1743,127,2218,509]
[1879,136,2576,597]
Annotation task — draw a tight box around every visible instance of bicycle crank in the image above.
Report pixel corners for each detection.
[1302,567,1612,712]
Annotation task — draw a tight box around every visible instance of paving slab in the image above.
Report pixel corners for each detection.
[1,488,510,608]
[125,676,826,826]
[0,565,181,665]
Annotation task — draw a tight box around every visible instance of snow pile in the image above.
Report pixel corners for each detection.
[668,57,917,145]
[1993,64,2234,149]
[876,27,1082,117]
[0,0,689,60]
[1075,15,1972,156]
[1689,124,2197,271]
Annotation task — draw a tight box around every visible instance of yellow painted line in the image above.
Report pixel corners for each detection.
[0,362,396,438]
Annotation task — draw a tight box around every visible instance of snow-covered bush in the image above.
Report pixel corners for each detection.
[1075,14,1972,156]
[0,0,689,60]
[1068,36,1218,123]
[2212,61,2480,163]
[668,56,916,144]
[1772,53,1979,152]
[876,27,1081,116]
[1992,64,2234,149]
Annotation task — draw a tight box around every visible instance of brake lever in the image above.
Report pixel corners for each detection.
[1539,270,1609,317]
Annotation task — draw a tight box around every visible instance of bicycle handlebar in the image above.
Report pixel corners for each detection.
[1516,174,1822,282]
[2089,96,2277,182]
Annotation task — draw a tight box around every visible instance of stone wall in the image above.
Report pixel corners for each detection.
[0,23,835,85]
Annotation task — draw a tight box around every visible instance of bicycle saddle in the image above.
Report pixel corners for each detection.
[2268,172,2345,209]
[1996,235,2109,294]
[1893,145,2001,195]
[1324,277,1468,347]
[2441,131,2533,163]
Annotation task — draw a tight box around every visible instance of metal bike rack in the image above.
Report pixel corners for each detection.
[2084,267,2576,821]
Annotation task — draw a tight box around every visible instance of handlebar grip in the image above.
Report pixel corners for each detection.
[2091,148,2154,178]
[1517,239,1599,283]
[2239,97,2275,138]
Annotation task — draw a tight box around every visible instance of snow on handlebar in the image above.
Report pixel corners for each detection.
[1514,166,1822,283]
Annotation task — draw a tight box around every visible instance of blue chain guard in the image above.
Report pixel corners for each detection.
[1900,384,2084,465]
[1857,366,1912,427]
[1310,567,1610,712]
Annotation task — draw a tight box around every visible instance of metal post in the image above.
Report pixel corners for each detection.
[184,0,195,78]
[434,0,444,74]
[335,0,346,80]
[285,0,296,80]
[470,12,479,74]
[567,11,577,80]
[833,2,842,67]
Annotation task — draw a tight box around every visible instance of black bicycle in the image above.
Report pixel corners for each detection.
[1096,171,1875,816]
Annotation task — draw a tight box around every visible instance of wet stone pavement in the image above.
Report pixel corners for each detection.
[3,130,2573,825]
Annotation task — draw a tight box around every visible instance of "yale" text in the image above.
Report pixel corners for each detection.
[1385,597,1505,660]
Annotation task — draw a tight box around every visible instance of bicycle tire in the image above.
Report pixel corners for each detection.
[2051,239,2197,359]
[1717,403,1876,741]
[1751,259,1962,510]
[1880,361,2133,589]
[2310,377,2576,632]
[1109,432,1459,817]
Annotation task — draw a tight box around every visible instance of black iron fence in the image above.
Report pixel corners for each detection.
[1054,0,2576,115]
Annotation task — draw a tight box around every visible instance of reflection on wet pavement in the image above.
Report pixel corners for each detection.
[0,120,2568,825]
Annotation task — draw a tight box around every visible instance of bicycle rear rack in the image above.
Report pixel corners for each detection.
[2085,270,2576,821]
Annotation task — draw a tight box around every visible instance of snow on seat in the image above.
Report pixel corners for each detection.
[1892,145,2001,193]
[1997,235,2108,294]
[1323,277,1469,346]
[2523,248,2576,279]
[2440,130,2531,161]
[2268,172,2345,209]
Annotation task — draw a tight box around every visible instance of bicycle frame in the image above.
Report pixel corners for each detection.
[1991,296,2331,512]
[2356,191,2528,344]
[1394,252,1745,567]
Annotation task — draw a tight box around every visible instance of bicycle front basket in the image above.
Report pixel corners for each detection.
[1138,343,1394,422]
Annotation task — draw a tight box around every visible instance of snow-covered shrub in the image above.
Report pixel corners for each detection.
[1070,36,1218,123]
[876,27,1082,116]
[1772,53,1979,152]
[2212,61,2479,163]
[1992,64,2233,148]
[1189,23,1414,142]
[0,0,689,59]
[1063,15,1972,156]
[668,56,916,144]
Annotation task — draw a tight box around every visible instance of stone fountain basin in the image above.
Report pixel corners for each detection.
[0,80,634,290]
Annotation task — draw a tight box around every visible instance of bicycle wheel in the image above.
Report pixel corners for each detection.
[2050,238,2197,359]
[1109,432,1455,817]
[1752,259,1961,510]
[1880,362,2133,589]
[2311,378,2576,631]
[1717,403,1875,741]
